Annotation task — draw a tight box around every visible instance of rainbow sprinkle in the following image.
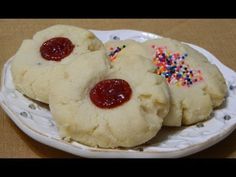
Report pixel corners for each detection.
[152,45,203,87]
[108,45,126,61]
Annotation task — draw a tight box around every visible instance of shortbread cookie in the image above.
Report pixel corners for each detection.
[11,25,105,103]
[49,51,170,148]
[143,38,227,126]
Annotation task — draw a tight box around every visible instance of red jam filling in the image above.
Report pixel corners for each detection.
[40,37,75,61]
[90,79,132,109]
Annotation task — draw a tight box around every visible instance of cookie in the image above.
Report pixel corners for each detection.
[11,25,105,103]
[143,38,227,126]
[49,51,170,148]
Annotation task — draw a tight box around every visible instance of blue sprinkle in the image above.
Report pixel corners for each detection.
[113,36,120,40]
[177,74,182,78]
[229,85,234,90]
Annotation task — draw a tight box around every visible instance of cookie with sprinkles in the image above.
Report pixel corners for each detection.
[143,38,227,126]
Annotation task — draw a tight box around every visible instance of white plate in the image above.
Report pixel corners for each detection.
[1,29,236,158]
